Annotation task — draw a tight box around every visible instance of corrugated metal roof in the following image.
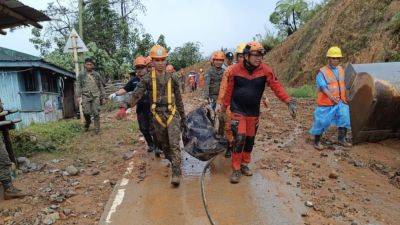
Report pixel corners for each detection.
[0,47,75,78]
[0,0,50,34]
[0,46,40,61]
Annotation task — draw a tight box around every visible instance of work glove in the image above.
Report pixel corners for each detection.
[126,108,133,114]
[288,98,297,119]
[109,93,117,100]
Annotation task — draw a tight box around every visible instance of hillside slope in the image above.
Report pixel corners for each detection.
[266,0,400,85]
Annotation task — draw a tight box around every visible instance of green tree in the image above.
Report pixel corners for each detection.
[168,42,203,71]
[135,33,155,56]
[43,51,74,72]
[29,0,147,80]
[83,0,120,55]
[156,34,171,52]
[270,0,309,37]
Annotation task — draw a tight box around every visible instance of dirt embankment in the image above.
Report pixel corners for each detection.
[266,0,400,85]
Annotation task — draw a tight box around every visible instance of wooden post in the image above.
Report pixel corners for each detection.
[72,34,84,123]
[78,0,84,73]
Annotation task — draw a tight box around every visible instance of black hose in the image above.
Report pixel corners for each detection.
[201,156,217,225]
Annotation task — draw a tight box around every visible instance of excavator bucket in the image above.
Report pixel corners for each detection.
[345,62,400,144]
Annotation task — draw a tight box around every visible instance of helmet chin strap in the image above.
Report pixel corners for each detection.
[244,59,258,74]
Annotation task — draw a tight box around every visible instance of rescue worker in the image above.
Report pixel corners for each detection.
[310,46,352,150]
[223,51,234,69]
[109,56,162,156]
[76,58,106,134]
[130,45,187,186]
[0,99,26,200]
[166,64,175,75]
[216,43,246,158]
[188,72,197,92]
[178,71,186,94]
[205,51,225,109]
[223,41,297,184]
[205,51,225,136]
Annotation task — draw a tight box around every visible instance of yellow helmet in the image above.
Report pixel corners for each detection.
[235,43,247,54]
[326,46,343,58]
[149,44,168,59]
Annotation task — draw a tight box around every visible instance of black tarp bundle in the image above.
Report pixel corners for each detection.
[183,107,227,161]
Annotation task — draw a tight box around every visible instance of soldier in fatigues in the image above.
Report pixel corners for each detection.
[76,58,106,134]
[205,51,225,136]
[131,45,186,187]
[0,99,25,200]
[178,71,186,94]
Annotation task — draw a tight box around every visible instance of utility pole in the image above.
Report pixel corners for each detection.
[78,0,84,72]
[72,34,84,123]
[79,0,83,37]
[64,28,88,124]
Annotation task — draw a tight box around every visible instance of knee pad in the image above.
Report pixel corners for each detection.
[244,136,255,152]
[233,134,246,153]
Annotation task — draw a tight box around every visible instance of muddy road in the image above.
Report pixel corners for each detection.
[1,91,399,225]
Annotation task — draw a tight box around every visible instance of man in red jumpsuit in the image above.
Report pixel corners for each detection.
[223,41,297,184]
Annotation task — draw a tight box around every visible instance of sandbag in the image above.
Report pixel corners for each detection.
[183,107,227,161]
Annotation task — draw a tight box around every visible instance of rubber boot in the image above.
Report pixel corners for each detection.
[94,115,100,135]
[171,166,181,186]
[338,128,352,147]
[241,165,253,176]
[3,184,26,200]
[84,114,91,132]
[313,135,324,150]
[225,144,232,158]
[230,170,241,184]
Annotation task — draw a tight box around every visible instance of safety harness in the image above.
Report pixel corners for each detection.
[151,69,176,128]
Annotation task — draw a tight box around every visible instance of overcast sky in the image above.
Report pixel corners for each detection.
[0,0,314,56]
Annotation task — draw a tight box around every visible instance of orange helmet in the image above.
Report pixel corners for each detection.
[211,51,225,61]
[134,56,146,67]
[166,65,175,73]
[149,44,168,59]
[244,41,266,55]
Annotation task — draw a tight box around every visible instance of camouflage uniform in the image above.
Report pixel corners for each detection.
[179,73,185,94]
[76,70,105,132]
[131,72,186,175]
[0,99,12,189]
[205,66,225,135]
[205,66,225,103]
[0,134,11,189]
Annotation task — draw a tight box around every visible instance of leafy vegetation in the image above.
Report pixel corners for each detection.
[168,42,203,71]
[11,120,83,156]
[253,30,283,52]
[288,85,317,98]
[30,0,203,81]
[269,0,329,37]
